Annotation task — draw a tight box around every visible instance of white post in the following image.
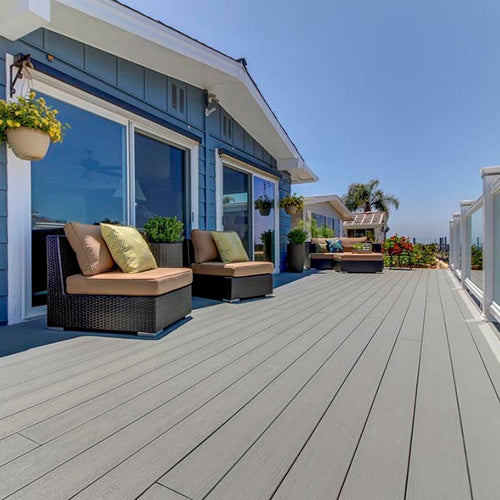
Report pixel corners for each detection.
[449,219,454,269]
[460,200,474,289]
[480,166,500,321]
[452,213,461,276]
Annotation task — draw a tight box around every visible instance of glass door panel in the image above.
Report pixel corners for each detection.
[31,93,127,307]
[469,206,483,290]
[134,132,186,228]
[223,167,250,253]
[253,176,275,263]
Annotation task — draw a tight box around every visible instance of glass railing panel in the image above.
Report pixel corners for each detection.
[469,205,483,290]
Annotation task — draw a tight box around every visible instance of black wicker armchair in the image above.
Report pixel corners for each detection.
[47,236,192,337]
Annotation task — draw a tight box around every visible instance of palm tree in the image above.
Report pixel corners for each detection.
[342,179,400,216]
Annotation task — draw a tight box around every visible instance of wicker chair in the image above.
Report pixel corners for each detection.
[47,236,192,336]
[186,238,274,302]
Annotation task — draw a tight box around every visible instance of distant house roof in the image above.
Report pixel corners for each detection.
[304,195,353,221]
[344,212,386,228]
[2,0,318,184]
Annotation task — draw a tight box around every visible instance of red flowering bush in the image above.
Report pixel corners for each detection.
[383,235,413,255]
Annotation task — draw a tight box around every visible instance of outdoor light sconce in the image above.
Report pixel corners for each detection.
[10,53,34,97]
[204,90,219,117]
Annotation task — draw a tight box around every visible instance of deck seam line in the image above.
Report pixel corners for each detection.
[61,272,403,500]
[335,270,424,500]
[0,273,377,444]
[261,271,415,499]
[179,272,411,500]
[403,269,429,500]
[437,271,474,500]
[7,270,390,499]
[445,272,500,405]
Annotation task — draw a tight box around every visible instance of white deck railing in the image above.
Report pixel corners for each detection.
[449,166,500,322]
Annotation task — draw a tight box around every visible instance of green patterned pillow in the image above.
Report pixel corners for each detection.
[100,224,157,273]
[211,231,249,263]
[315,242,328,253]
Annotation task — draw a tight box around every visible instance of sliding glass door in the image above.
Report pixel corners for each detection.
[221,164,277,265]
[222,167,250,252]
[31,93,127,307]
[253,176,276,263]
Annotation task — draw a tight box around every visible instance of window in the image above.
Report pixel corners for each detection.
[31,93,127,306]
[254,176,276,263]
[222,113,233,141]
[134,132,186,228]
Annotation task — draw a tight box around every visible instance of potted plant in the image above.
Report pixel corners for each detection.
[254,195,274,216]
[0,92,68,161]
[286,226,308,272]
[143,215,185,267]
[260,229,274,262]
[279,193,304,215]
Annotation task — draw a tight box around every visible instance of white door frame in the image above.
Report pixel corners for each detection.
[215,149,280,272]
[5,55,199,323]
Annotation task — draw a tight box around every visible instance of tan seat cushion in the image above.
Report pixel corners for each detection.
[66,268,193,296]
[310,252,383,261]
[333,252,383,261]
[64,222,115,276]
[191,261,274,277]
[340,237,368,252]
[191,229,219,263]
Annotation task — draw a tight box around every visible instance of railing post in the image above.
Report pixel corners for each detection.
[452,213,461,275]
[480,166,500,321]
[460,200,474,289]
[448,219,454,269]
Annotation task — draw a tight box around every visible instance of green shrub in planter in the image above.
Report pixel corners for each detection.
[143,216,184,243]
[143,216,184,267]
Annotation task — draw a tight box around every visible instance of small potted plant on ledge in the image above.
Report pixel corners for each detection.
[279,193,304,215]
[143,215,185,267]
[0,92,68,161]
[286,225,308,272]
[254,195,274,216]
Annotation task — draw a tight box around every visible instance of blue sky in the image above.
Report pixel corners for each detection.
[124,0,500,241]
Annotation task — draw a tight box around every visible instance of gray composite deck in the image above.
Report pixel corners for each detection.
[1,269,500,499]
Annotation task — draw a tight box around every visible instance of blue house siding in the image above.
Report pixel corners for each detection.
[0,28,293,322]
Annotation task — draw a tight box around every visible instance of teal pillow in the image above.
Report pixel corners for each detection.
[326,239,343,253]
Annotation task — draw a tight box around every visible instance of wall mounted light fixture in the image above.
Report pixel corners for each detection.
[204,90,219,117]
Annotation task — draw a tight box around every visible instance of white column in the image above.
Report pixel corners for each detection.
[480,166,500,321]
[452,213,461,275]
[460,200,474,288]
[449,219,454,269]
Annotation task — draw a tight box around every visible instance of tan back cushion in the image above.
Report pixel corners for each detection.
[64,222,115,276]
[191,229,219,263]
[340,236,368,252]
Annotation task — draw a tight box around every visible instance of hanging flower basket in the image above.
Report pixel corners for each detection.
[0,92,69,162]
[279,193,304,215]
[6,127,50,161]
[254,195,273,217]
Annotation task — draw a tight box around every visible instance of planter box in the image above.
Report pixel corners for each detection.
[148,242,184,268]
[287,243,305,273]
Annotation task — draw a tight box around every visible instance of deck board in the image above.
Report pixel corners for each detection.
[1,269,500,499]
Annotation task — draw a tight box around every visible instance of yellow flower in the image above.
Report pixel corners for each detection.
[14,122,21,127]
[6,120,14,127]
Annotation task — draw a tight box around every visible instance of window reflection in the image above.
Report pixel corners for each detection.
[31,94,127,307]
[223,167,250,252]
[254,176,275,263]
[134,133,186,228]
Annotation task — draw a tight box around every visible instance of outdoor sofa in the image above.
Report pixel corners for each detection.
[187,229,274,302]
[309,236,384,273]
[47,223,192,337]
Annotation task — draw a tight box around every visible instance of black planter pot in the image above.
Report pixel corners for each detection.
[287,243,305,273]
[258,208,271,216]
[148,242,184,268]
